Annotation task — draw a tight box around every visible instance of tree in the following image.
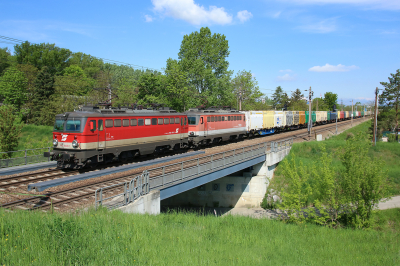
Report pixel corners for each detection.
[165,58,195,111]
[177,27,232,106]
[14,41,72,74]
[231,70,263,110]
[272,86,288,110]
[0,48,13,75]
[68,52,103,78]
[56,65,96,96]
[31,66,55,124]
[0,67,27,109]
[380,69,400,141]
[0,106,23,157]
[137,73,167,107]
[290,88,304,102]
[324,92,338,111]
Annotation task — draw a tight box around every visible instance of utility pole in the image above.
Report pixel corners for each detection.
[308,86,313,139]
[316,98,318,111]
[341,99,343,111]
[373,87,379,146]
[108,84,112,106]
[351,99,353,127]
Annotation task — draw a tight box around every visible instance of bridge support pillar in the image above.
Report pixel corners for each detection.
[117,190,160,215]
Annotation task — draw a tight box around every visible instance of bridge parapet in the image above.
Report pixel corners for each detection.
[95,138,293,212]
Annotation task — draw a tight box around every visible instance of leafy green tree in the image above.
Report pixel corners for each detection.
[231,70,263,110]
[31,66,55,124]
[0,48,13,75]
[165,58,195,111]
[380,69,400,141]
[68,52,103,78]
[176,27,232,106]
[323,92,338,111]
[55,65,96,96]
[272,86,288,110]
[14,41,72,74]
[137,73,167,107]
[0,106,23,157]
[0,67,27,109]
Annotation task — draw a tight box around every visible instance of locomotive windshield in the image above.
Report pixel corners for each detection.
[54,119,64,131]
[53,119,83,132]
[66,119,81,131]
[188,117,198,125]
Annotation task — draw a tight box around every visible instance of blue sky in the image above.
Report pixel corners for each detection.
[1,0,399,105]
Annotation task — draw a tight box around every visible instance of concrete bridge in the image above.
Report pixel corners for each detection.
[95,138,293,214]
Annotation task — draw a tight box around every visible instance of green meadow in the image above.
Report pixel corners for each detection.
[0,208,399,265]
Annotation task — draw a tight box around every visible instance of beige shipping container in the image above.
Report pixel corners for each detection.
[316,111,322,122]
[263,111,275,128]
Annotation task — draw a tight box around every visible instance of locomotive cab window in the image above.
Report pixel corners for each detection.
[98,120,103,131]
[54,119,64,131]
[105,119,113,128]
[123,119,129,127]
[184,117,187,125]
[131,119,137,126]
[66,119,81,131]
[188,117,197,125]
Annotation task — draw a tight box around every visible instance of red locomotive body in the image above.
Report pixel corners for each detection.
[186,108,246,145]
[45,106,188,169]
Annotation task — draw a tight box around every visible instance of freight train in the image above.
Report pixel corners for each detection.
[44,106,370,169]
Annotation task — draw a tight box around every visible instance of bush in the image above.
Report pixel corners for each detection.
[270,133,390,229]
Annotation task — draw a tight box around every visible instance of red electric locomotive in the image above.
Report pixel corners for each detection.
[45,106,188,169]
[186,107,246,146]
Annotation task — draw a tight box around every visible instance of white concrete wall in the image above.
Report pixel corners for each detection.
[117,190,160,214]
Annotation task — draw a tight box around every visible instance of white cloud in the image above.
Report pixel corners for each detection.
[272,11,282,18]
[237,10,253,23]
[284,0,400,10]
[152,0,233,25]
[276,74,296,81]
[279,69,292,72]
[309,63,359,72]
[145,15,153,22]
[297,17,337,33]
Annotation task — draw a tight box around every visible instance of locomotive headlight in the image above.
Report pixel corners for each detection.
[53,139,58,146]
[72,140,79,148]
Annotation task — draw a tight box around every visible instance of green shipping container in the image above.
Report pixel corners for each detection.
[353,111,356,118]
[361,111,364,116]
[327,112,331,121]
[305,111,317,124]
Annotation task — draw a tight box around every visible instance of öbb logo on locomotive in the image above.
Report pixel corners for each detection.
[43,106,368,169]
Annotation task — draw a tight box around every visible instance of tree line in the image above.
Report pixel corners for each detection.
[0,27,344,128]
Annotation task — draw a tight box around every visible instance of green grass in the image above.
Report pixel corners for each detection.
[273,120,400,195]
[17,125,53,150]
[372,208,400,233]
[0,208,399,265]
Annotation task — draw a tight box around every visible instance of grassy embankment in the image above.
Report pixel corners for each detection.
[17,125,53,150]
[0,208,399,265]
[272,120,400,196]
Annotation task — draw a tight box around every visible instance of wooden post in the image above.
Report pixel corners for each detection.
[373,87,379,146]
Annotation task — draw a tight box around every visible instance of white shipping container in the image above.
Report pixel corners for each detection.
[274,111,284,128]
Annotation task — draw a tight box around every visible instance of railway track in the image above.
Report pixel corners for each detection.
[0,169,79,190]
[0,117,369,211]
